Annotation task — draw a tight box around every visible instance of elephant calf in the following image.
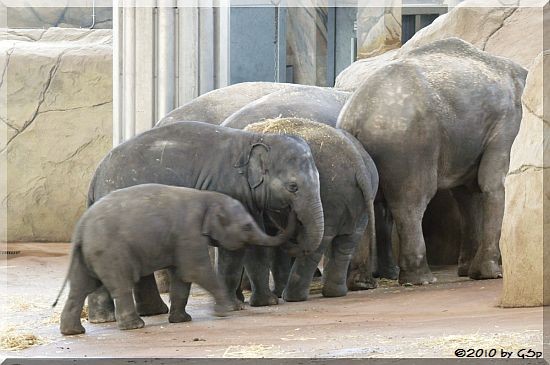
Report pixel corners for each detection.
[54,184,295,335]
[245,118,379,301]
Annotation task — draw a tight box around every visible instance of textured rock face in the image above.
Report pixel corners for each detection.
[499,51,549,307]
[5,6,112,29]
[356,4,401,59]
[399,1,547,69]
[286,6,328,86]
[0,28,113,242]
[336,0,547,91]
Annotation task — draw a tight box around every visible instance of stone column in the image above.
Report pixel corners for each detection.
[356,0,402,59]
[286,3,328,86]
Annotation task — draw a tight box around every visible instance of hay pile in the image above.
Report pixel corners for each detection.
[0,328,46,351]
[245,118,345,147]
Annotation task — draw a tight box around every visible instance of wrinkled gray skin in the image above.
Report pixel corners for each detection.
[338,38,527,285]
[86,122,324,323]
[221,86,350,129]
[244,119,378,301]
[223,87,394,286]
[55,184,296,335]
[156,82,301,127]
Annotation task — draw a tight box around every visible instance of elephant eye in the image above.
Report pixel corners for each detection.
[242,223,253,232]
[287,182,298,193]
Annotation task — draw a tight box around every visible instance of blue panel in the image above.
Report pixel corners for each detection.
[230,7,278,84]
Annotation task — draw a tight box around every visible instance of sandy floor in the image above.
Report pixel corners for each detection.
[0,243,545,359]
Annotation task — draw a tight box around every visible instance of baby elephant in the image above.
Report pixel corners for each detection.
[54,184,295,335]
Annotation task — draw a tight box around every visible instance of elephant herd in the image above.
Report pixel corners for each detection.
[56,38,527,335]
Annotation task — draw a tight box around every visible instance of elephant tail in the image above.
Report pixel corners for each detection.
[52,225,84,308]
[355,168,378,274]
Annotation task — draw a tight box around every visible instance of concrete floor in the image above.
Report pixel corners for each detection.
[0,243,544,359]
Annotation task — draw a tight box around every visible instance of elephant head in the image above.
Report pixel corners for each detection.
[234,135,324,256]
[202,198,297,251]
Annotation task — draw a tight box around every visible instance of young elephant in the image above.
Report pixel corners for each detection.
[54,184,295,335]
[245,118,378,301]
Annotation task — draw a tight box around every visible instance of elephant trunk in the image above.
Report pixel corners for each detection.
[247,212,297,247]
[287,192,325,256]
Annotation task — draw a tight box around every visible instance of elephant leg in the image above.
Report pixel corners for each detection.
[385,178,437,285]
[87,286,116,323]
[167,268,192,323]
[346,232,378,291]
[193,266,231,317]
[468,144,506,280]
[154,269,171,294]
[218,247,246,310]
[134,274,169,316]
[244,246,278,306]
[451,186,482,277]
[271,246,292,298]
[60,257,101,335]
[374,201,399,279]
[284,236,331,302]
[112,289,145,331]
[99,269,144,330]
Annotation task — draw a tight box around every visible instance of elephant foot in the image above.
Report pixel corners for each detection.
[231,298,246,311]
[154,270,171,294]
[117,317,145,331]
[399,267,437,286]
[60,323,85,336]
[249,291,278,307]
[282,287,309,302]
[136,300,169,317]
[375,265,400,280]
[169,311,192,323]
[213,303,230,317]
[322,282,348,298]
[88,306,116,324]
[347,269,378,291]
[468,259,502,280]
[457,262,471,277]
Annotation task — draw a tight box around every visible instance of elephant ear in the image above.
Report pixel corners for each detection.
[234,142,270,189]
[202,203,230,246]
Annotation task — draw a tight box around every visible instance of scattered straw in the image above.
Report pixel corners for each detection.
[42,304,88,325]
[416,331,543,355]
[0,328,46,351]
[245,118,346,147]
[223,344,281,358]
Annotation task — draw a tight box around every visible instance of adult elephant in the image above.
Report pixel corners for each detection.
[338,38,527,285]
[221,86,350,129]
[156,82,302,126]
[85,122,324,323]
[244,118,379,301]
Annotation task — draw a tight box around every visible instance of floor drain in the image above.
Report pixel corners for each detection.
[0,250,21,255]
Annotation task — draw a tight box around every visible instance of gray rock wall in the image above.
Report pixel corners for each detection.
[0,28,113,242]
